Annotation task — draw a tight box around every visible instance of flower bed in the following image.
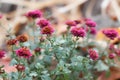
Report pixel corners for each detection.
[0,10,120,80]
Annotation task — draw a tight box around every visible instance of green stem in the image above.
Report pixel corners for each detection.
[53,75,58,80]
[47,37,59,61]
[18,72,22,80]
[32,21,37,44]
[67,37,78,62]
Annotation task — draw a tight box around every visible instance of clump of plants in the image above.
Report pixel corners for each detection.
[0,10,120,80]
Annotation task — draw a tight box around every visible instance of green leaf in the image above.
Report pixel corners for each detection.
[10,72,19,80]
[105,70,111,78]
[0,65,4,68]
[22,76,32,80]
[41,75,51,80]
[10,59,17,66]
[29,72,38,77]
[43,55,52,64]
[30,43,37,50]
[35,63,44,69]
[94,60,109,71]
[25,67,30,74]
[118,57,120,61]
[23,42,30,47]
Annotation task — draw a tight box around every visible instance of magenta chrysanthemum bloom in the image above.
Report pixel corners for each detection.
[86,21,96,27]
[65,20,77,26]
[25,10,42,18]
[88,49,99,60]
[0,14,2,19]
[115,49,120,56]
[71,27,86,37]
[0,50,5,58]
[102,29,118,40]
[41,26,54,35]
[109,44,115,50]
[109,53,116,59]
[90,28,97,35]
[37,18,50,28]
[118,36,120,40]
[15,47,32,59]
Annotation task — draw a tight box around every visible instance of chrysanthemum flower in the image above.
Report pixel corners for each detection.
[0,14,2,19]
[115,49,120,56]
[16,64,25,72]
[109,53,116,59]
[71,27,86,37]
[25,10,42,18]
[65,20,77,26]
[41,26,54,35]
[39,37,45,42]
[0,50,5,58]
[86,20,96,27]
[102,29,118,40]
[88,49,99,60]
[109,44,115,50]
[74,19,81,24]
[15,47,32,59]
[37,18,50,28]
[17,34,28,43]
[34,47,41,53]
[90,27,97,35]
[7,39,17,45]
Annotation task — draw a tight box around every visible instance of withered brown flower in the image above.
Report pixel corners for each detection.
[34,47,41,53]
[16,64,25,72]
[7,39,17,45]
[17,34,28,42]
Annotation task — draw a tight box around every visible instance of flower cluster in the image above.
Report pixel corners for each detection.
[15,47,32,59]
[65,18,97,37]
[26,10,55,35]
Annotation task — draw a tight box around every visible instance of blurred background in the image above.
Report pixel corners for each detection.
[0,0,120,26]
[0,0,120,45]
[0,0,120,48]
